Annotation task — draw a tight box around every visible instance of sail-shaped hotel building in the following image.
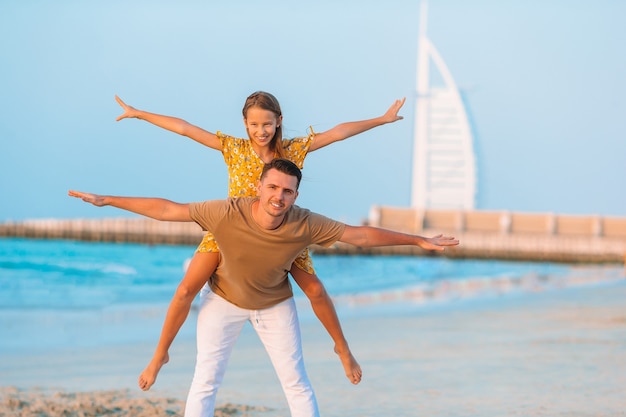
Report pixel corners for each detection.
[411,1,477,210]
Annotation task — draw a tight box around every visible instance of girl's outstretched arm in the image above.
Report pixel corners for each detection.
[309,97,406,151]
[115,95,222,151]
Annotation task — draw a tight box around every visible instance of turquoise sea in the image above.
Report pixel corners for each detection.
[0,237,621,354]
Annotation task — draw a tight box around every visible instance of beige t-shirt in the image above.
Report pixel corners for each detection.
[189,198,345,309]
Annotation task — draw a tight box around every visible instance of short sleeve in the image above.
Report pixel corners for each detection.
[189,200,230,232]
[283,135,313,168]
[307,212,345,247]
[218,131,244,167]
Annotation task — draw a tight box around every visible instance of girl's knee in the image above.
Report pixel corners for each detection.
[302,279,327,300]
[174,282,196,302]
[291,267,329,300]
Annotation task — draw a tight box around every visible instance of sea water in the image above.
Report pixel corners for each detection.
[0,237,618,353]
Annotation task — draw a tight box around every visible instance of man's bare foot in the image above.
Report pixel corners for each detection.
[335,346,362,384]
[138,353,169,391]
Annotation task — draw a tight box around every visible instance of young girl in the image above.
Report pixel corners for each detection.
[115,92,405,389]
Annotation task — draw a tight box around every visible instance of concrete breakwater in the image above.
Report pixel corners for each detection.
[0,217,205,246]
[1,207,626,264]
[313,206,626,264]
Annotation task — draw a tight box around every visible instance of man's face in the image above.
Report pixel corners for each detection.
[257,168,299,218]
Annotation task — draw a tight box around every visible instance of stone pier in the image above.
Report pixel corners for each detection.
[1,208,625,264]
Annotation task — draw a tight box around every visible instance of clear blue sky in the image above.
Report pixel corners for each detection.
[1,0,625,224]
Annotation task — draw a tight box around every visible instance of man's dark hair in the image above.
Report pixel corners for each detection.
[260,158,302,189]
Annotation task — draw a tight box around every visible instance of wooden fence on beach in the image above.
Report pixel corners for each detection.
[1,208,626,264]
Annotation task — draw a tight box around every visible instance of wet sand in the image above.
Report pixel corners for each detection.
[1,274,625,416]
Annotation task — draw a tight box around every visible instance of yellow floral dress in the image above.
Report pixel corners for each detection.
[196,130,316,274]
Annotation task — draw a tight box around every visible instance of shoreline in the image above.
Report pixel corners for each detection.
[2,275,625,416]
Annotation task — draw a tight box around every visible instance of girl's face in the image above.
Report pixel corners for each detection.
[244,107,281,148]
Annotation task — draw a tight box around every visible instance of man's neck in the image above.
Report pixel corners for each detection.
[251,200,286,230]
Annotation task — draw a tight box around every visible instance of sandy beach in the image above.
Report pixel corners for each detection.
[1,272,625,417]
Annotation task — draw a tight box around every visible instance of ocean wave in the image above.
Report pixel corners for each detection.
[327,265,624,308]
[0,259,137,275]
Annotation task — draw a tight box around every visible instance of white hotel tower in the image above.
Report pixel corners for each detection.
[411,1,477,210]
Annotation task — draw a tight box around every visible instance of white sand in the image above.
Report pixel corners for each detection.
[1,273,625,416]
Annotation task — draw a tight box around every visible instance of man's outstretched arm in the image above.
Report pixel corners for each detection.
[68,190,191,222]
[339,225,459,251]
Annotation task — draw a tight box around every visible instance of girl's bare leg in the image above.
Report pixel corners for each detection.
[138,251,220,391]
[290,265,362,385]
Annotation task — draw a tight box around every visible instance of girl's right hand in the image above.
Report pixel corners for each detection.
[115,95,139,121]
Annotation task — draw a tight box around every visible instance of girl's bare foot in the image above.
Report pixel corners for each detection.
[335,346,362,384]
[138,353,169,391]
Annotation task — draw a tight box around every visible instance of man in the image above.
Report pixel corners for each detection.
[68,158,459,417]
